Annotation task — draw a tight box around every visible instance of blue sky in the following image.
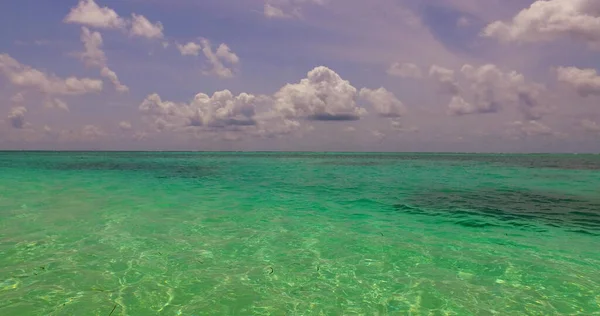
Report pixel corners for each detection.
[0,0,599,152]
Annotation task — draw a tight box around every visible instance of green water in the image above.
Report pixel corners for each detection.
[0,152,599,315]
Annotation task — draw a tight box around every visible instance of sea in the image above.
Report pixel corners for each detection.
[0,152,598,315]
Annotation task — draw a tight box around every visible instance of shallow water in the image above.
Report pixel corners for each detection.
[0,152,599,315]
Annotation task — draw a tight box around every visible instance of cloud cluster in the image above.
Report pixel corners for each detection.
[176,39,240,78]
[0,54,103,96]
[483,0,600,48]
[79,27,128,92]
[140,90,259,132]
[556,66,600,97]
[139,66,404,139]
[428,63,545,119]
[65,0,164,39]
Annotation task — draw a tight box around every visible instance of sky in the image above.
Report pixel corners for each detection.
[0,0,599,152]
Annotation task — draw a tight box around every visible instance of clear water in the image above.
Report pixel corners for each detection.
[0,152,599,315]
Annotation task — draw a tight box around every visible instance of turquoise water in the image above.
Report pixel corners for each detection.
[0,152,599,315]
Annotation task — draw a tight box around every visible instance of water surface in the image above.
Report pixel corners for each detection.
[0,152,599,315]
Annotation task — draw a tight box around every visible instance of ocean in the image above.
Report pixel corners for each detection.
[0,152,598,315]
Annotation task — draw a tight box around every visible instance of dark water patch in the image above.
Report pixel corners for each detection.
[395,187,600,234]
[455,219,500,228]
[567,229,599,236]
[1,157,216,180]
[2,151,600,170]
[570,211,600,218]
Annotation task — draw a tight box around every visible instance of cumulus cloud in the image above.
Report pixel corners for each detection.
[0,54,103,95]
[359,87,406,118]
[177,41,202,56]
[200,39,240,78]
[65,0,164,40]
[483,0,600,48]
[78,27,128,92]
[130,13,164,39]
[138,67,367,138]
[7,106,27,129]
[387,62,422,79]
[273,66,366,121]
[430,63,545,118]
[139,90,259,131]
[429,65,460,95]
[44,98,69,111]
[556,66,600,97]
[64,0,125,29]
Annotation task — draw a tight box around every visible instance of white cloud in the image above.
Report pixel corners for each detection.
[387,62,422,79]
[44,98,69,112]
[430,64,545,118]
[556,66,600,97]
[581,119,600,132]
[64,0,126,29]
[264,3,294,19]
[7,106,27,129]
[65,1,164,40]
[264,0,325,19]
[137,67,367,139]
[429,65,460,95]
[139,90,259,131]
[200,39,240,78]
[344,126,356,132]
[0,53,103,95]
[177,41,202,56]
[391,120,418,133]
[130,13,164,39]
[359,87,406,117]
[119,121,132,131]
[100,67,129,93]
[79,26,106,67]
[216,44,240,64]
[447,95,477,116]
[79,27,128,92]
[273,66,367,121]
[483,0,600,48]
